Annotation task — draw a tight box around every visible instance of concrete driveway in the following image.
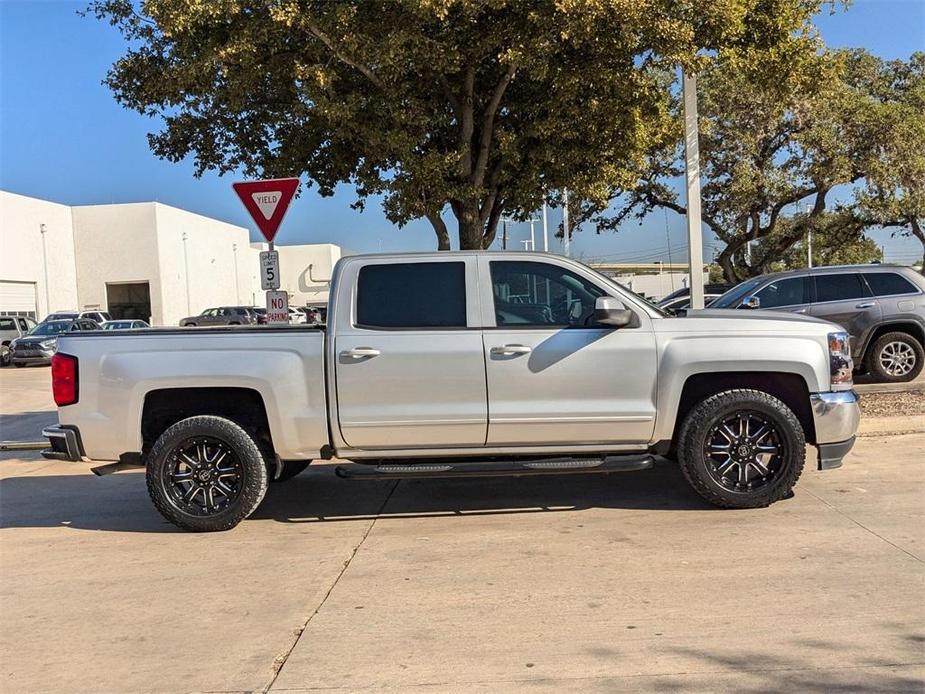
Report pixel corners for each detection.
[1,367,923,692]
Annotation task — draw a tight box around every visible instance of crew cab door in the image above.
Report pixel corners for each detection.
[334,257,487,449]
[478,258,658,446]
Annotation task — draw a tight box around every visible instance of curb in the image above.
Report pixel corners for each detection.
[854,381,925,395]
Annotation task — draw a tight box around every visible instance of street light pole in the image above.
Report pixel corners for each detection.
[232,243,240,304]
[805,203,813,268]
[562,189,571,258]
[541,200,549,252]
[682,69,706,310]
[39,224,51,316]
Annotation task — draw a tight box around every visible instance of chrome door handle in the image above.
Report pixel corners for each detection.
[341,347,380,358]
[490,344,532,356]
[856,302,875,309]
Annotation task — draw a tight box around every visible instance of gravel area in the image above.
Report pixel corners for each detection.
[859,389,925,418]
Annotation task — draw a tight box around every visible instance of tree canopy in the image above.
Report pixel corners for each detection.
[577,44,925,280]
[91,0,828,250]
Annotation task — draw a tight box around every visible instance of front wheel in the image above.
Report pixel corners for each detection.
[866,332,924,383]
[146,415,269,531]
[677,389,805,509]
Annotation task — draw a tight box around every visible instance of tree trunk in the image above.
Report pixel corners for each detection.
[456,202,485,250]
[425,212,451,251]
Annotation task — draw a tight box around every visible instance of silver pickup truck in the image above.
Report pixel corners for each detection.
[42,252,860,531]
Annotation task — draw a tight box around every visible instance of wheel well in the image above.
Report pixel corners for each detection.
[861,322,925,361]
[141,387,273,454]
[674,372,815,445]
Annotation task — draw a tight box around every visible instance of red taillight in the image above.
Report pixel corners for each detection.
[51,353,78,406]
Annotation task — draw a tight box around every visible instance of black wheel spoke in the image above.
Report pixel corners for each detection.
[165,436,243,518]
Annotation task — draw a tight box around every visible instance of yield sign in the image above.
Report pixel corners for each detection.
[232,178,300,243]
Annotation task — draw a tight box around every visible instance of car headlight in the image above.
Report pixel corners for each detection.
[828,331,853,388]
[40,339,57,350]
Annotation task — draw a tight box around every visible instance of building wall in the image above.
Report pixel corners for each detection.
[0,191,79,317]
[277,243,346,307]
[153,204,254,325]
[71,203,161,321]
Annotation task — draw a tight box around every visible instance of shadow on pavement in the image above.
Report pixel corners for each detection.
[0,460,716,533]
[0,411,57,442]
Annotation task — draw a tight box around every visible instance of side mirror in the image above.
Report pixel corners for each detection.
[594,296,634,327]
[739,295,761,310]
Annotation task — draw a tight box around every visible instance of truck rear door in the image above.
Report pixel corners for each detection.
[333,257,487,448]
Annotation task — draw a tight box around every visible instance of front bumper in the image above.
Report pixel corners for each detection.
[810,390,861,470]
[41,425,86,462]
[11,350,53,365]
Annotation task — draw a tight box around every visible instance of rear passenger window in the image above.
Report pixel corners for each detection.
[357,262,467,329]
[0,318,14,330]
[755,277,806,308]
[815,274,868,303]
[864,272,918,297]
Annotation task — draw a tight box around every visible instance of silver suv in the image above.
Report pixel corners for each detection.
[712,265,925,382]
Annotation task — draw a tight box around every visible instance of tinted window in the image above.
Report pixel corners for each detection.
[490,261,606,327]
[711,278,764,308]
[864,272,918,297]
[357,262,467,328]
[755,277,806,308]
[0,318,14,330]
[29,321,70,336]
[815,274,868,303]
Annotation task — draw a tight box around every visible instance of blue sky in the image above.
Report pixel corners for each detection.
[1,0,923,262]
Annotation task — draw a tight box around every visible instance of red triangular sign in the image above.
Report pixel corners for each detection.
[232,178,300,243]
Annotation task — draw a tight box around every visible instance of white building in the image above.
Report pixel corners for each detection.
[0,191,346,325]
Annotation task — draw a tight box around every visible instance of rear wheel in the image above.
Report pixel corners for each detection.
[866,332,923,383]
[677,389,805,509]
[146,415,269,531]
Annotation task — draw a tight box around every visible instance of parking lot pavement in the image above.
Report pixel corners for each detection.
[1,368,923,693]
[0,366,56,442]
[3,441,923,692]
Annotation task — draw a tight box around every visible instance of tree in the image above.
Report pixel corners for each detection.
[772,212,883,270]
[574,45,924,281]
[90,0,826,250]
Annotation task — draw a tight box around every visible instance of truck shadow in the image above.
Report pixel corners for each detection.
[0,459,717,533]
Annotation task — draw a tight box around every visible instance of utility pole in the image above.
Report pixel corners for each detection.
[541,201,549,252]
[682,69,706,310]
[501,219,508,250]
[805,203,813,268]
[528,217,536,252]
[181,232,191,314]
[39,223,51,316]
[563,189,571,257]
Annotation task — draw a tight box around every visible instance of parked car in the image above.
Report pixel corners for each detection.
[711,265,925,382]
[42,310,112,325]
[179,307,259,327]
[251,307,268,325]
[43,252,859,532]
[10,318,100,367]
[658,283,734,306]
[1,316,38,366]
[101,320,149,330]
[288,307,307,324]
[657,293,724,313]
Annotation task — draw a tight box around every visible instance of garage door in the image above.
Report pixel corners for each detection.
[0,281,37,318]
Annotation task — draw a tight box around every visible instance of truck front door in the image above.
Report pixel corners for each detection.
[479,258,658,446]
[334,257,487,449]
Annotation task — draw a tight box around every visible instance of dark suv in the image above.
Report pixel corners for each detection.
[712,265,925,382]
[179,307,259,327]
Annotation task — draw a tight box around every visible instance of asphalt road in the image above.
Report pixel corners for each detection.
[1,367,923,693]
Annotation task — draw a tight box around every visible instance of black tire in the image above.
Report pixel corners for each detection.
[865,331,924,383]
[677,389,805,509]
[146,415,269,531]
[271,460,309,483]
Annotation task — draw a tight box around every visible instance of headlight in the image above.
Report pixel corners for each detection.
[828,331,853,388]
[40,339,57,350]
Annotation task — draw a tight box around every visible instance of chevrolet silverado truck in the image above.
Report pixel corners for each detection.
[42,252,860,532]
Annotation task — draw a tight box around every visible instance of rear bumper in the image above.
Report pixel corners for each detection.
[41,425,86,462]
[810,391,860,470]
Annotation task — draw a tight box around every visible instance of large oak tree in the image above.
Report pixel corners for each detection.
[91,0,826,249]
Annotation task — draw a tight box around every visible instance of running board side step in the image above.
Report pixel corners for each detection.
[334,455,654,480]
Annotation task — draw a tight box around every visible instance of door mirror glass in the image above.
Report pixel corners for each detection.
[593,296,633,327]
[739,295,761,310]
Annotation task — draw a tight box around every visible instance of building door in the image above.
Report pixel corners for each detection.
[106,282,152,322]
[0,281,37,318]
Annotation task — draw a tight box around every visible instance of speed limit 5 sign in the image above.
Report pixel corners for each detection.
[260,250,280,290]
